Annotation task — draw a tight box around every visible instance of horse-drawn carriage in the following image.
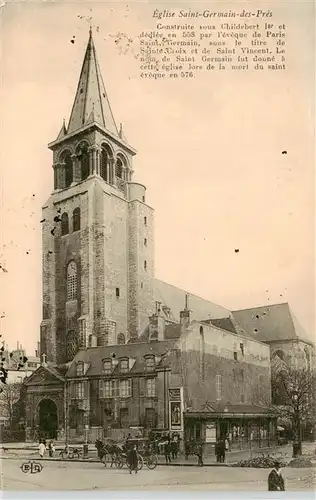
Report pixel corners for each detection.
[95,437,158,470]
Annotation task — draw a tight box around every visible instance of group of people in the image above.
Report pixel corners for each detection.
[38,438,55,458]
[162,436,180,463]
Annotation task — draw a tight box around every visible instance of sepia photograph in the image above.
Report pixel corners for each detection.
[0,0,315,493]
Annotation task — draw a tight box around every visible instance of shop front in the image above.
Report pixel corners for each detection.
[184,403,278,454]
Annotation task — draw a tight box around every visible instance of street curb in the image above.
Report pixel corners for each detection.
[0,455,232,467]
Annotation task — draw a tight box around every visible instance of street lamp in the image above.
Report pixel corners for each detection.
[291,390,302,457]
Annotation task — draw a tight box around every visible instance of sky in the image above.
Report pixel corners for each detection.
[0,0,315,353]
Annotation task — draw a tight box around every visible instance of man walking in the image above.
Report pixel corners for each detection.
[128,444,139,474]
[196,442,204,467]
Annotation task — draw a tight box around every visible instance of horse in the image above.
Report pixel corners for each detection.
[95,440,124,467]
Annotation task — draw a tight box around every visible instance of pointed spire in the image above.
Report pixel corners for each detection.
[67,29,118,136]
[57,119,67,139]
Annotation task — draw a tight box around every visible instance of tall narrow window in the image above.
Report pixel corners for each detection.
[61,213,69,235]
[115,158,123,179]
[144,260,147,271]
[146,378,156,397]
[66,330,78,361]
[73,207,81,232]
[67,261,77,301]
[64,153,73,188]
[144,216,147,225]
[216,374,222,401]
[78,144,89,181]
[101,146,111,182]
[144,238,147,247]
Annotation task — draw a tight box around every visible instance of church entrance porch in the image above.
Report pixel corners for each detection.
[38,398,58,440]
[23,363,66,442]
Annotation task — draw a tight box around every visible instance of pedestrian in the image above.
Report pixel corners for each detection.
[268,462,285,491]
[225,435,230,452]
[38,440,46,458]
[196,442,203,467]
[220,439,226,463]
[128,444,138,474]
[215,440,220,463]
[164,439,172,464]
[184,440,189,460]
[48,440,55,457]
[171,437,177,459]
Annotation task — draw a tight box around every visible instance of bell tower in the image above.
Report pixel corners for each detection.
[40,29,154,365]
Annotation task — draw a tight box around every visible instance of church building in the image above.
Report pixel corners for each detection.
[22,30,314,445]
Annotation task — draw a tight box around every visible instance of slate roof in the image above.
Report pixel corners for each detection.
[65,340,177,378]
[186,402,273,416]
[66,29,118,136]
[137,323,182,343]
[154,279,230,322]
[202,317,238,334]
[232,303,311,344]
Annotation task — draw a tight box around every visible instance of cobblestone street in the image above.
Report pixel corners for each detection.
[1,458,315,491]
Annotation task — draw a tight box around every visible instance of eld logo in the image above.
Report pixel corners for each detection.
[20,461,43,474]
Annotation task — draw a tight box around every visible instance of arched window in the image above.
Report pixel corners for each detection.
[100,145,113,182]
[73,207,81,232]
[61,213,69,235]
[67,261,77,301]
[77,144,89,181]
[115,158,123,179]
[63,153,73,188]
[100,147,108,181]
[117,333,125,345]
[66,330,78,361]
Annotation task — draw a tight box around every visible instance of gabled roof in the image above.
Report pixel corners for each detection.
[24,364,65,385]
[67,28,118,136]
[65,340,177,378]
[231,303,310,344]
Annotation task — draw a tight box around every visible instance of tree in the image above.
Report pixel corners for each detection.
[271,365,316,455]
[0,382,22,426]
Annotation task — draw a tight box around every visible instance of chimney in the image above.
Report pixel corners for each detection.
[149,302,165,341]
[180,293,191,333]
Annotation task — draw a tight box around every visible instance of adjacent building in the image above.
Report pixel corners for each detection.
[21,29,314,447]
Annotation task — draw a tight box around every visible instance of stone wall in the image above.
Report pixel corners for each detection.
[127,199,155,339]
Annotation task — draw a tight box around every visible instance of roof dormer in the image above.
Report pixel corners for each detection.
[144,354,155,372]
[119,357,129,373]
[102,358,113,375]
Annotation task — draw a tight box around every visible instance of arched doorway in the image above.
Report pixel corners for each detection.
[38,399,58,440]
